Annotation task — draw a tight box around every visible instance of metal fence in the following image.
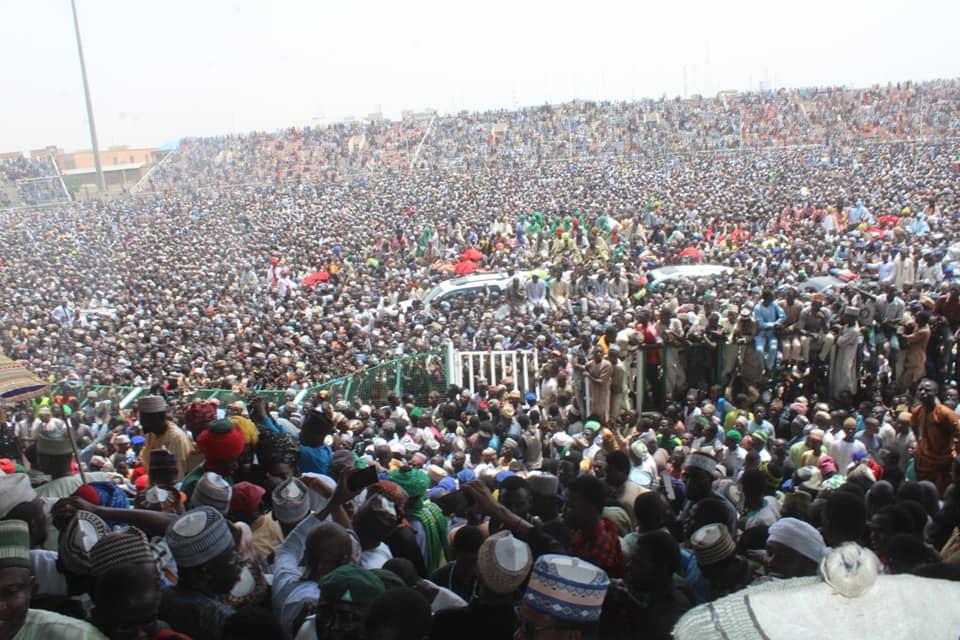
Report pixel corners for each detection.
[49,351,448,411]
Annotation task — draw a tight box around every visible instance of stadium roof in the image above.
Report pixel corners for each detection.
[61,162,144,176]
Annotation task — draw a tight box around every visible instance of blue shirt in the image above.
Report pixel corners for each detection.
[299,444,332,476]
[753,302,786,332]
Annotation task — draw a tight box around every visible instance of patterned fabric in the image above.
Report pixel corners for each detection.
[411,500,450,574]
[0,520,30,569]
[90,527,155,577]
[58,510,108,575]
[523,554,610,623]
[571,516,623,578]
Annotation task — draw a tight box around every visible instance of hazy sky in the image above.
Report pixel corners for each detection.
[2,0,958,152]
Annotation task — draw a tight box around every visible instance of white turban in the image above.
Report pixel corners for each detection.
[768,517,826,563]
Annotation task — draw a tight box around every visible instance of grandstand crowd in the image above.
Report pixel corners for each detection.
[0,79,957,639]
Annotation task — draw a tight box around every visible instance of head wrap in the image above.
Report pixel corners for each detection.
[91,526,155,577]
[197,419,246,460]
[387,468,430,508]
[523,554,609,622]
[477,531,532,594]
[256,430,300,467]
[183,402,216,434]
[228,416,259,447]
[165,507,234,568]
[768,517,826,563]
[691,523,736,566]
[0,521,31,570]
[272,478,311,525]
[59,511,109,576]
[192,472,233,514]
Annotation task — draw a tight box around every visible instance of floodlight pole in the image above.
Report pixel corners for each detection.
[70,0,106,196]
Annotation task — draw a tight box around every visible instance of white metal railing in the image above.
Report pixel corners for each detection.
[50,156,72,202]
[131,145,180,193]
[447,342,540,398]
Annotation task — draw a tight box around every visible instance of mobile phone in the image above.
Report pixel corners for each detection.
[347,465,379,493]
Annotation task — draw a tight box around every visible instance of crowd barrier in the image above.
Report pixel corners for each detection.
[48,350,449,413]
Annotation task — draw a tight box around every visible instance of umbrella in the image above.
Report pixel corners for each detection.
[454,260,478,275]
[0,353,48,403]
[301,271,330,287]
[460,248,483,262]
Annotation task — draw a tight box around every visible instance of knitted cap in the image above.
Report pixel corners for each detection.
[523,554,609,622]
[0,474,36,519]
[272,478,311,525]
[192,472,233,514]
[197,419,246,460]
[684,451,718,476]
[149,448,178,473]
[477,531,533,594]
[90,526,155,577]
[0,521,31,570]
[138,395,168,414]
[58,510,108,576]
[37,430,74,456]
[165,507,234,568]
[691,523,736,567]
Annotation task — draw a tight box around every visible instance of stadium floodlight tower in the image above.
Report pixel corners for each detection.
[70,0,107,196]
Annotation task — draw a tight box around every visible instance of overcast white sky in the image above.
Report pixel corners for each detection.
[2,0,958,152]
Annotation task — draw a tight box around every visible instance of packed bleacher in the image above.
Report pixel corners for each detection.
[0,79,957,640]
[0,155,70,207]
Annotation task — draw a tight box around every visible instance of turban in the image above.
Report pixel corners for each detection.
[197,419,246,460]
[229,416,258,446]
[256,430,300,467]
[768,517,826,563]
[182,403,215,436]
[387,468,429,507]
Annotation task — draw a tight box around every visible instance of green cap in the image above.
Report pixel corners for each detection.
[725,429,743,443]
[584,420,601,432]
[37,430,74,456]
[0,521,31,570]
[319,565,386,606]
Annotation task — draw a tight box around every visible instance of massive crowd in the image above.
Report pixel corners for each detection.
[0,79,959,638]
[0,156,69,207]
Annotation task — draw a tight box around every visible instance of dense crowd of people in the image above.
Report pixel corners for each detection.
[0,156,69,207]
[0,79,959,638]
